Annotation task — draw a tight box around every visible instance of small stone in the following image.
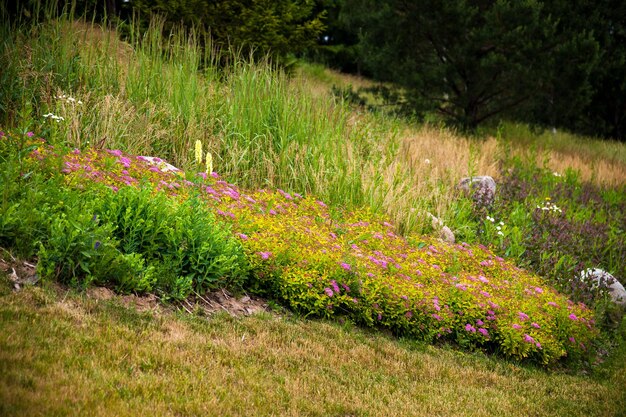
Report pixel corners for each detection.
[580,268,626,306]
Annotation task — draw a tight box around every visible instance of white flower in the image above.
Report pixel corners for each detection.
[195,140,203,164]
[497,231,504,236]
[206,151,213,174]
[496,226,501,231]
[499,221,504,226]
[43,113,64,121]
[424,159,431,164]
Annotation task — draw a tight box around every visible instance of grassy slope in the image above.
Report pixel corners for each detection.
[2,17,626,416]
[1,279,625,417]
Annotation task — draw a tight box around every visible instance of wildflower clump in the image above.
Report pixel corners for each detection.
[16,137,601,366]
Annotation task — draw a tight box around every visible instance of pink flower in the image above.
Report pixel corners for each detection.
[547,301,558,307]
[523,334,535,343]
[340,262,351,271]
[405,311,413,319]
[531,322,540,329]
[480,291,491,298]
[26,131,34,137]
[316,200,327,208]
[512,324,522,330]
[432,314,442,321]
[455,283,467,291]
[569,337,576,343]
[476,319,484,326]
[107,149,123,157]
[330,280,340,293]
[324,288,334,297]
[478,328,489,337]
[518,312,529,321]
[534,287,544,294]
[465,324,476,332]
[258,251,272,260]
[237,233,248,240]
[568,314,578,321]
[536,342,542,349]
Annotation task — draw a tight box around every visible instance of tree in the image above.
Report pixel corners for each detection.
[339,0,599,130]
[130,0,326,61]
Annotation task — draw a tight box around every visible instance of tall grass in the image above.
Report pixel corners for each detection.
[3,3,624,240]
[0,8,459,234]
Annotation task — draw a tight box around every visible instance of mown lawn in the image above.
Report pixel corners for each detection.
[1,278,624,417]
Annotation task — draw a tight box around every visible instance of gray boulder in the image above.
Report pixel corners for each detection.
[426,212,455,244]
[458,176,497,206]
[580,268,626,306]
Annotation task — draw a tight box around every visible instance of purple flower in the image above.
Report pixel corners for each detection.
[118,157,131,168]
[536,342,542,349]
[465,324,476,332]
[568,314,578,321]
[518,312,529,321]
[432,314,442,321]
[455,283,467,291]
[237,233,248,240]
[534,287,544,294]
[340,262,351,271]
[26,131,34,137]
[547,301,558,307]
[478,328,489,337]
[476,319,484,326]
[531,322,540,329]
[330,280,340,293]
[107,149,123,157]
[269,209,277,215]
[512,324,522,330]
[324,288,334,297]
[480,291,491,298]
[523,334,535,344]
[569,337,576,343]
[316,200,327,208]
[377,313,382,321]
[405,311,413,319]
[258,251,272,260]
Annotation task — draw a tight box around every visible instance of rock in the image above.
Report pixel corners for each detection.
[440,226,455,244]
[138,156,181,173]
[458,176,496,206]
[426,212,455,244]
[580,268,626,306]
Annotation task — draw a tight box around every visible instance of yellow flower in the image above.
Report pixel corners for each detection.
[195,140,203,164]
[206,151,213,174]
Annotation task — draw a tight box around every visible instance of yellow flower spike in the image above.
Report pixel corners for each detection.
[206,151,213,174]
[195,140,203,165]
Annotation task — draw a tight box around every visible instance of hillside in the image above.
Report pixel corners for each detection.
[1,12,626,416]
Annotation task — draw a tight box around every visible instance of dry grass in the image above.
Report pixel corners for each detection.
[1,281,624,417]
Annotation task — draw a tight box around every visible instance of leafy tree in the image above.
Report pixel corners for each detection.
[339,0,600,131]
[130,0,326,61]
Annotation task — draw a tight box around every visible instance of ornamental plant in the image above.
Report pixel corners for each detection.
[14,135,601,365]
